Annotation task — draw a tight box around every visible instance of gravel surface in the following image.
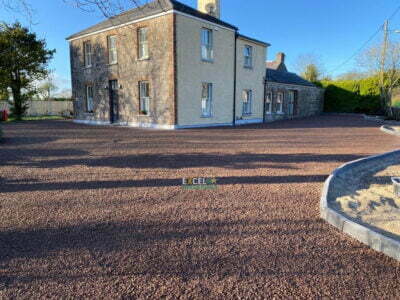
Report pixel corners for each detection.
[334,164,400,238]
[0,115,400,299]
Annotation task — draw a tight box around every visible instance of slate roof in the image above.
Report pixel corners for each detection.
[237,34,270,47]
[266,61,279,69]
[66,0,238,40]
[266,69,316,87]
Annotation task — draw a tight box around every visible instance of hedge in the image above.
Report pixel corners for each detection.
[320,77,381,114]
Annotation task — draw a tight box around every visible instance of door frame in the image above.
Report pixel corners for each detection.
[109,79,119,124]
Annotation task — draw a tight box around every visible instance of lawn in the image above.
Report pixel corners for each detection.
[4,115,65,122]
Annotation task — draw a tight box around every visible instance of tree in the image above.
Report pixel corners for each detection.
[0,23,55,119]
[2,0,156,19]
[0,88,8,100]
[36,80,58,100]
[65,0,150,17]
[302,64,320,83]
[358,41,400,115]
[336,71,368,81]
[293,53,325,83]
[1,0,34,23]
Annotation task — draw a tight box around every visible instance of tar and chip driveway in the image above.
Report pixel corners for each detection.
[0,115,399,298]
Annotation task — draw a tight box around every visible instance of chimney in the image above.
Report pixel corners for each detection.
[276,52,285,64]
[198,0,220,19]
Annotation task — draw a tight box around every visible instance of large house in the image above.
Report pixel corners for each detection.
[67,0,324,129]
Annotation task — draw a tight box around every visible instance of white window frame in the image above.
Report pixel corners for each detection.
[83,41,92,68]
[86,85,94,113]
[108,35,118,64]
[244,45,253,68]
[138,27,149,60]
[201,28,213,62]
[201,83,213,117]
[277,92,284,114]
[139,81,150,115]
[242,89,252,116]
[266,92,272,114]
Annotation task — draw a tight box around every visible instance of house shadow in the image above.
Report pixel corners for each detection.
[0,174,330,193]
[3,152,365,170]
[0,217,393,287]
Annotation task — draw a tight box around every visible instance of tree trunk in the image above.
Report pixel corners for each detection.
[11,86,23,120]
[10,71,28,120]
[380,87,392,117]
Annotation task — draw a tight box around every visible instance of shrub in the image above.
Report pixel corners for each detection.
[53,97,73,101]
[320,77,381,114]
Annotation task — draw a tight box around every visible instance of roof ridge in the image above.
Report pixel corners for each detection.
[67,0,237,41]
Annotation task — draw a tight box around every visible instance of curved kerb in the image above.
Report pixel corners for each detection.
[320,149,400,261]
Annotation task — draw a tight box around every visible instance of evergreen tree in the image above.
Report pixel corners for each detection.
[0,22,55,119]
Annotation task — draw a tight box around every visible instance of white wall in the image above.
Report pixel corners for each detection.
[0,101,73,116]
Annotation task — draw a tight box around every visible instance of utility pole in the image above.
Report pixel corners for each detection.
[380,20,389,112]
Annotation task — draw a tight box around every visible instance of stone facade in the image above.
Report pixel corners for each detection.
[69,13,176,128]
[265,53,324,122]
[265,82,324,122]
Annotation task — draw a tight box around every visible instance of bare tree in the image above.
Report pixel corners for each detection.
[64,0,150,17]
[36,80,58,100]
[292,53,326,82]
[2,0,158,19]
[1,0,34,22]
[336,70,368,81]
[358,41,400,114]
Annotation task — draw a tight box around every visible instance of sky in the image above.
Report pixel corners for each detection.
[2,0,400,91]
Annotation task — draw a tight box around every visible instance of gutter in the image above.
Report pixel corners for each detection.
[232,31,238,126]
[263,75,267,123]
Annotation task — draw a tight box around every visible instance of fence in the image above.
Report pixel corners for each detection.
[0,100,73,116]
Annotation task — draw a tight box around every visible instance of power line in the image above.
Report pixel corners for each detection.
[329,4,400,74]
[388,4,400,21]
[328,25,382,74]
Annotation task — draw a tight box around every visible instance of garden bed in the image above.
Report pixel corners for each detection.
[331,163,400,239]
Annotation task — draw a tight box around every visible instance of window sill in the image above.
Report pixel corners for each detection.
[242,113,253,117]
[266,112,273,115]
[137,57,151,61]
[83,66,92,69]
[201,58,214,63]
[244,66,253,70]
[201,115,213,118]
[138,114,151,117]
[276,112,285,115]
[107,62,118,66]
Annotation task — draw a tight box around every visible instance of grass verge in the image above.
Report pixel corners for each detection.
[5,115,65,122]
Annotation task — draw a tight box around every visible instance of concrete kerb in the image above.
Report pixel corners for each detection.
[320,149,400,262]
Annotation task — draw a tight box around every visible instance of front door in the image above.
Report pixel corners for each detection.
[109,80,119,123]
[288,90,298,116]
